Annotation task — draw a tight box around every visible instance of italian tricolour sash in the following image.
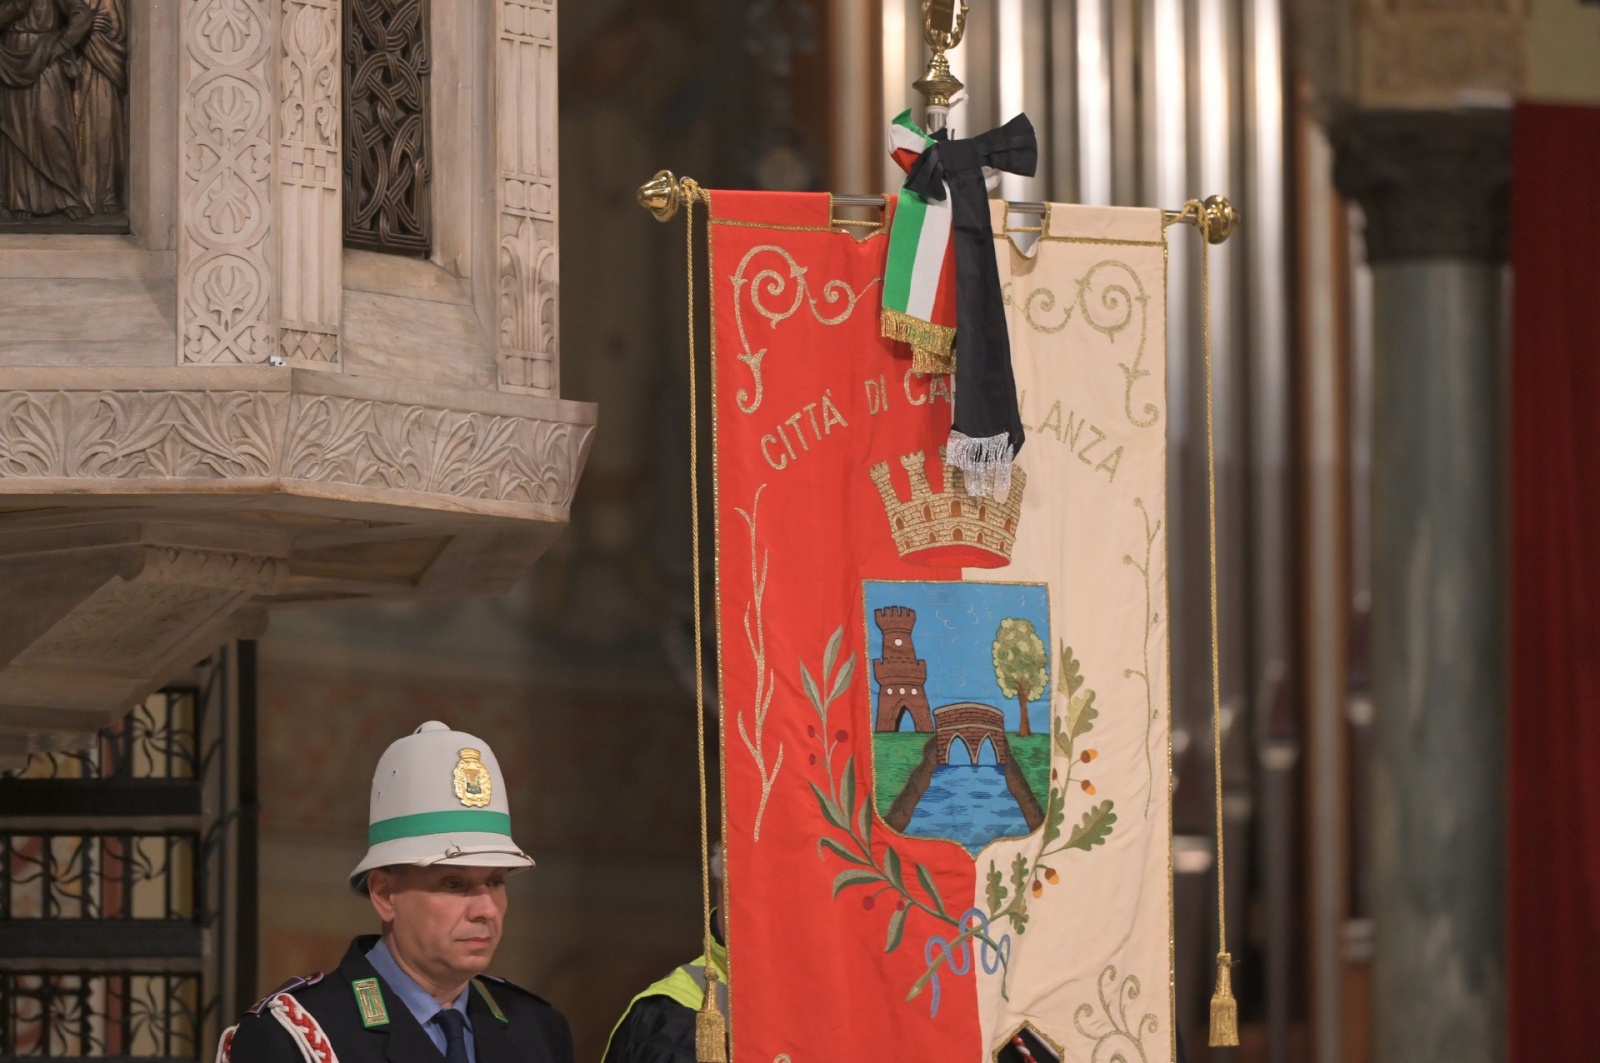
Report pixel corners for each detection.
[882,110,957,375]
[708,190,1173,1061]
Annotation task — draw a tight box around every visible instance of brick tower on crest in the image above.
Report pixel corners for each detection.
[873,606,933,732]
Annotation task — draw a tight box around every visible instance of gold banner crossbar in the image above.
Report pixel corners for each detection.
[636,170,1238,245]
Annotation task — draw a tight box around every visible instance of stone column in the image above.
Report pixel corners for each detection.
[1334,109,1509,1063]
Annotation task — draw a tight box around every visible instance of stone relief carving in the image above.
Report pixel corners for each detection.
[1346,0,1528,107]
[0,388,591,510]
[0,390,283,479]
[141,546,286,591]
[0,0,128,230]
[179,0,276,364]
[280,0,342,365]
[1358,15,1526,105]
[283,394,590,507]
[496,0,557,393]
[343,0,430,255]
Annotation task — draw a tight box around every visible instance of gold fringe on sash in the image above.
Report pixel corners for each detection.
[881,306,956,375]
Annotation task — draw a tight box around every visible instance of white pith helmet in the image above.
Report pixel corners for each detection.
[349,721,534,893]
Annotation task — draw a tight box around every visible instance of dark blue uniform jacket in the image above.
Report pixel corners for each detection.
[227,936,573,1063]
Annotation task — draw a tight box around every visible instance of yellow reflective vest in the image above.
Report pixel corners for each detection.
[603,939,729,1059]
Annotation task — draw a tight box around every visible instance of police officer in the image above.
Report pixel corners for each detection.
[222,721,574,1063]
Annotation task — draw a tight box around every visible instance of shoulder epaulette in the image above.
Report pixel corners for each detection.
[476,973,553,1009]
[245,973,325,1016]
[470,979,507,1023]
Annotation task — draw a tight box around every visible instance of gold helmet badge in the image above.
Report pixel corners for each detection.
[453,748,493,808]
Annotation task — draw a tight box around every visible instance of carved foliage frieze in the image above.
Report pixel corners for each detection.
[344,0,431,254]
[142,547,286,592]
[0,391,282,479]
[280,0,342,364]
[0,387,589,510]
[180,0,277,364]
[283,395,590,507]
[496,0,557,393]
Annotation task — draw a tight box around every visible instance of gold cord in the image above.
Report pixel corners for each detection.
[682,179,729,1063]
[1184,198,1239,1048]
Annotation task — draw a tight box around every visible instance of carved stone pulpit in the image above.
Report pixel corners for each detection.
[0,0,587,767]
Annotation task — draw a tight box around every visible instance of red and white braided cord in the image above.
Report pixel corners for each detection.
[1010,1034,1039,1062]
[268,993,340,1063]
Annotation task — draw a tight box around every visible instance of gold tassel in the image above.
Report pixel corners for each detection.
[695,969,728,1062]
[1208,951,1239,1047]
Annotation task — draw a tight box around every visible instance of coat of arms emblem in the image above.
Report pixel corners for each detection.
[453,748,493,807]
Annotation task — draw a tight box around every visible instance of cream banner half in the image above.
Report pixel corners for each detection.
[971,202,1174,1062]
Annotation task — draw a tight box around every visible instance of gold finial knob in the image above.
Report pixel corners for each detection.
[913,0,968,110]
[1201,196,1239,245]
[638,170,684,223]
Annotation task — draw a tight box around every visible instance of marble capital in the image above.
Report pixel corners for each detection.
[1333,109,1511,263]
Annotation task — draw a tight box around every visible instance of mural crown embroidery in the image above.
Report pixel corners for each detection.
[869,450,1026,569]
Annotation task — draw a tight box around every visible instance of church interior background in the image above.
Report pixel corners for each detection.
[1,1,1597,1061]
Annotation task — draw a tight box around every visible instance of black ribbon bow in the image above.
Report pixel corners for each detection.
[904,113,1038,493]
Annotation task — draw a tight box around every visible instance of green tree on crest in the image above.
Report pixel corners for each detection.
[992,617,1049,737]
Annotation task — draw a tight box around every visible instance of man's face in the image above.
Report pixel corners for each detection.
[367,865,509,993]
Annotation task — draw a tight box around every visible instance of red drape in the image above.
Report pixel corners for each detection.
[1509,101,1600,1061]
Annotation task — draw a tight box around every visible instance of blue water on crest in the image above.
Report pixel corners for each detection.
[903,765,1029,855]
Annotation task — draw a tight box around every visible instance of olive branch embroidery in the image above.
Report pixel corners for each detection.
[801,626,1013,1013]
[736,485,782,840]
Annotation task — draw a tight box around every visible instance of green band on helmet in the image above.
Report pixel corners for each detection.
[367,810,513,845]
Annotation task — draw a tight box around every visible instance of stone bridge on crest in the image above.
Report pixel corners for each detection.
[932,702,1011,766]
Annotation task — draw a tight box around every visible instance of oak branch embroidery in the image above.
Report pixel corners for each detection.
[729,244,880,415]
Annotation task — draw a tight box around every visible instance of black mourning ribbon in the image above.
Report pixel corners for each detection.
[904,113,1038,493]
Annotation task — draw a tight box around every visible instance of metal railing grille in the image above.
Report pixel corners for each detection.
[0,648,255,1063]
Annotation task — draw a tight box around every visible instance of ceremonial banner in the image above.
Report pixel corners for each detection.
[709,191,1172,1061]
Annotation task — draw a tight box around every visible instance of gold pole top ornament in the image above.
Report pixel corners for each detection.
[639,170,692,223]
[1198,195,1240,245]
[1176,195,1240,245]
[914,0,968,110]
